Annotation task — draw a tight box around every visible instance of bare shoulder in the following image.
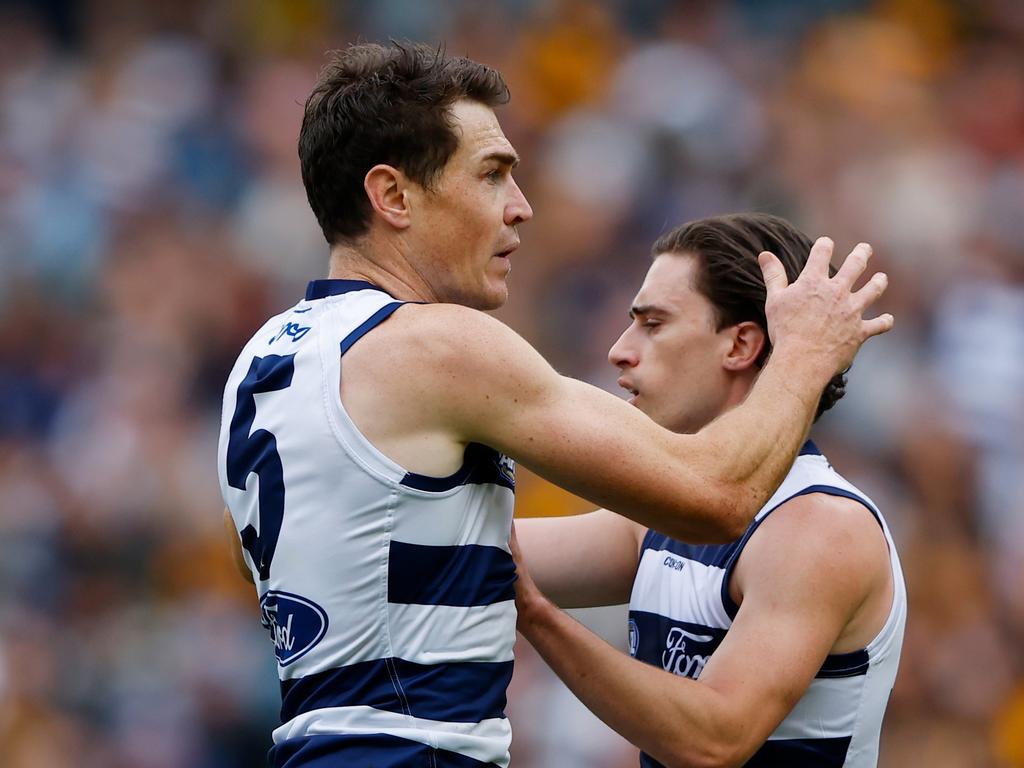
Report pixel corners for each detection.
[760,492,886,556]
[342,301,559,443]
[734,492,891,610]
[361,302,540,370]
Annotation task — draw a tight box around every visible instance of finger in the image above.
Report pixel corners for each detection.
[862,313,894,339]
[802,236,835,278]
[834,242,873,289]
[758,251,789,300]
[852,271,888,309]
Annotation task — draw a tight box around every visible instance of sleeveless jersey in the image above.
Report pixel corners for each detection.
[217,280,517,768]
[628,442,906,768]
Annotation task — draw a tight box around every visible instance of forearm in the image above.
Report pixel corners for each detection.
[518,593,740,768]
[516,513,639,608]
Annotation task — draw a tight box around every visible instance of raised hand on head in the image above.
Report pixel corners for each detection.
[759,237,892,382]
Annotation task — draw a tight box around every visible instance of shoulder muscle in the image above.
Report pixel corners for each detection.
[349,301,560,439]
[733,493,890,627]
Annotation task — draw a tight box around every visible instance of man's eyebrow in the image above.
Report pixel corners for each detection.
[482,150,520,168]
[629,303,669,319]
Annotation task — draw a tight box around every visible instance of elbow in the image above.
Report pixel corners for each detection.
[659,482,755,544]
[718,483,763,539]
[719,506,751,543]
[653,700,748,768]
[696,488,752,544]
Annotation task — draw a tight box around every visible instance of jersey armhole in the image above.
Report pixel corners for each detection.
[320,301,511,497]
[720,484,883,620]
[339,301,407,356]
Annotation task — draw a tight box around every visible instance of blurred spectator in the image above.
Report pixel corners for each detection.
[1,1,1022,765]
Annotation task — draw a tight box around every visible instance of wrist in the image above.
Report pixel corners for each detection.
[515,587,556,636]
[765,342,834,393]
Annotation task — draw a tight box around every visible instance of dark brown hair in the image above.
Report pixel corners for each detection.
[652,213,846,420]
[299,41,510,245]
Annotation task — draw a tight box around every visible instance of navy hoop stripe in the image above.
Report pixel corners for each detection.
[741,735,852,767]
[641,736,851,768]
[280,657,512,724]
[628,610,727,672]
[640,736,851,768]
[640,530,741,569]
[388,542,516,607]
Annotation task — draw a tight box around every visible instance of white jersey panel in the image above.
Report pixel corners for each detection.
[630,549,732,629]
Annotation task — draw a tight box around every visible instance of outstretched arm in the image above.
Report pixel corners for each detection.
[340,238,890,542]
[514,510,644,608]
[447,239,889,541]
[511,494,892,767]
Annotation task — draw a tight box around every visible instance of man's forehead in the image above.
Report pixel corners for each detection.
[630,283,667,316]
[632,255,697,313]
[450,100,517,160]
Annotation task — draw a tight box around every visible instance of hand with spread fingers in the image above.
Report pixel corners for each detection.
[759,238,892,386]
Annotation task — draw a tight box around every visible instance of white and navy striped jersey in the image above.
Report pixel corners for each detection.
[628,443,906,768]
[217,280,517,768]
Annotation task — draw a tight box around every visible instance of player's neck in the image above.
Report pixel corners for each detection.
[327,238,440,303]
[703,376,758,430]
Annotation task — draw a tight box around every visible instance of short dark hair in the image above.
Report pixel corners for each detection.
[299,41,510,245]
[652,213,846,420]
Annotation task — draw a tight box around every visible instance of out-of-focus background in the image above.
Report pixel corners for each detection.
[1,0,1022,765]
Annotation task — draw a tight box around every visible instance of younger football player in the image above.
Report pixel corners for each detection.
[514,213,906,768]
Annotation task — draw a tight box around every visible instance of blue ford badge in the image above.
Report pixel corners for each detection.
[259,590,329,666]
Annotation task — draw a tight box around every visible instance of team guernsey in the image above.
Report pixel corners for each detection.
[217,280,517,768]
[628,443,906,768]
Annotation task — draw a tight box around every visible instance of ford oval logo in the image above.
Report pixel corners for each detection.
[259,590,329,667]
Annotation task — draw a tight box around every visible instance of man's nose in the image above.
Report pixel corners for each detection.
[608,332,637,368]
[505,178,533,225]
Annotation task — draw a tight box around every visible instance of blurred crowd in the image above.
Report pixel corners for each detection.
[1,0,1023,765]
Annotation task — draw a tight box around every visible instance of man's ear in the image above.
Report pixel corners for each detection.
[364,164,411,230]
[722,321,767,372]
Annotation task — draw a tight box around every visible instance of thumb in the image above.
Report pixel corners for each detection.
[759,251,789,300]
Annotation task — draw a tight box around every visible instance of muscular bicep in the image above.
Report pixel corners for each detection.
[515,510,644,608]
[693,495,886,762]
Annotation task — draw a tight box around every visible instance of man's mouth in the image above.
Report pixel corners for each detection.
[617,377,639,401]
[494,240,520,259]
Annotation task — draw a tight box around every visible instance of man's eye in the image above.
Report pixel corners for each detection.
[486,169,504,182]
